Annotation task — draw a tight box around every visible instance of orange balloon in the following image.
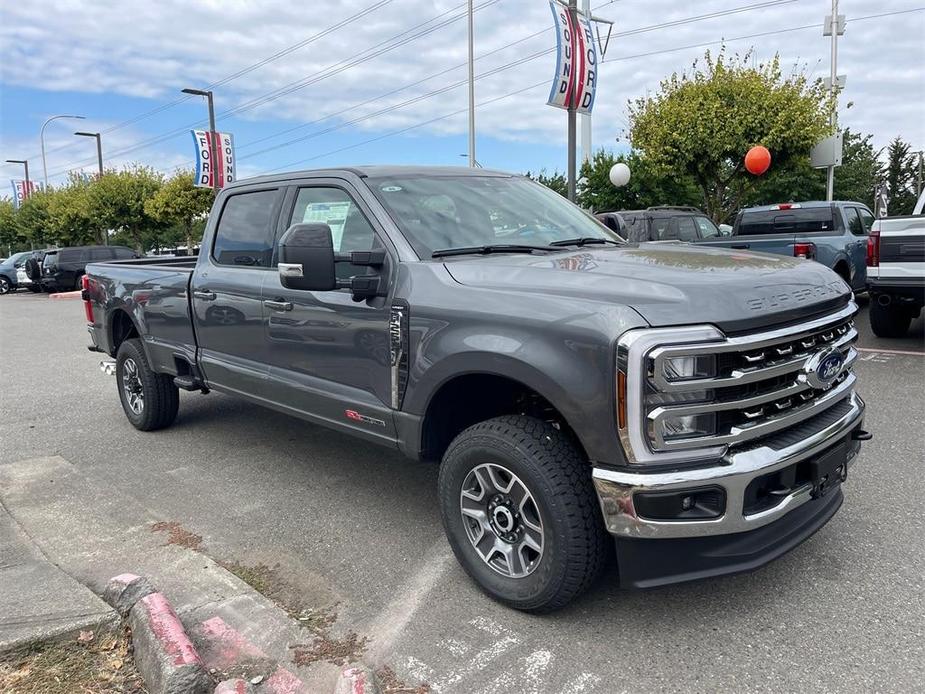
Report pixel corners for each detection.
[745,146,771,175]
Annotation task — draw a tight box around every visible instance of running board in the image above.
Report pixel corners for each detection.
[173,375,210,394]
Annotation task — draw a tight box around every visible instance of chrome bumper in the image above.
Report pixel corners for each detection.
[592,391,865,539]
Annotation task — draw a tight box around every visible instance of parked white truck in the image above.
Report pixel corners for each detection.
[867,190,925,337]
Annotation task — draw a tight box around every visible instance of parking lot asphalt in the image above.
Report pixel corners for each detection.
[1,290,923,693]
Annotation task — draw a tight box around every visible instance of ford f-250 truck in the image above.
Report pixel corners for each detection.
[83,166,869,612]
[866,210,925,337]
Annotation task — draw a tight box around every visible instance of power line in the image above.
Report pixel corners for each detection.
[262,6,925,173]
[45,0,500,179]
[31,0,396,164]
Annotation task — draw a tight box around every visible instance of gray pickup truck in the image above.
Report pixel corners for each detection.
[84,166,869,611]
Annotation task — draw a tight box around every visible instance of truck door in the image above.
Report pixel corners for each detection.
[261,181,397,442]
[844,207,872,290]
[191,186,283,399]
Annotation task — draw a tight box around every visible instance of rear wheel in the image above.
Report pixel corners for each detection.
[0,277,10,295]
[438,415,607,612]
[116,338,179,431]
[870,299,913,338]
[73,273,84,290]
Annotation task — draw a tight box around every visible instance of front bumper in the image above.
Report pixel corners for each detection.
[592,390,865,540]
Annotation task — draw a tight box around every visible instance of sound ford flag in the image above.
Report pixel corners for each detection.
[10,180,40,209]
[191,130,236,189]
[547,0,598,114]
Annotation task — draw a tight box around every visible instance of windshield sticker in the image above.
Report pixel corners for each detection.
[381,185,402,192]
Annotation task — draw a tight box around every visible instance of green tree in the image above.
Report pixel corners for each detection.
[576,150,701,213]
[524,169,568,197]
[883,137,918,215]
[0,199,20,254]
[87,166,164,253]
[46,174,103,246]
[628,50,831,221]
[15,190,53,248]
[144,171,214,252]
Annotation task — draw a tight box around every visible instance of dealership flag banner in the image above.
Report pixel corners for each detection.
[10,179,40,209]
[191,130,236,188]
[547,0,598,114]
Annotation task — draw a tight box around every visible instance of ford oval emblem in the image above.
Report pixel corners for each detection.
[803,349,845,390]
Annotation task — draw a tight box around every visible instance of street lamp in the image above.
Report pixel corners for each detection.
[74,131,104,178]
[182,88,218,190]
[5,159,32,204]
[41,114,85,186]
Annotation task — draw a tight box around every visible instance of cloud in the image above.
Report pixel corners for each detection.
[2,0,923,180]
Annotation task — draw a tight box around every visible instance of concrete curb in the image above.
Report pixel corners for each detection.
[335,665,381,694]
[48,290,82,299]
[102,574,211,694]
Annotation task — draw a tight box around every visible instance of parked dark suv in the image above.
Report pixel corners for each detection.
[40,246,138,291]
[596,206,724,242]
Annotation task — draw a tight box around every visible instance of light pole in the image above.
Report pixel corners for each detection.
[467,0,476,168]
[41,114,85,187]
[5,159,31,203]
[182,87,218,190]
[74,131,104,179]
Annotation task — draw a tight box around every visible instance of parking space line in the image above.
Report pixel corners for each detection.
[856,347,924,356]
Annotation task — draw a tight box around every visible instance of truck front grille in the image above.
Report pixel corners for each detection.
[617,302,859,465]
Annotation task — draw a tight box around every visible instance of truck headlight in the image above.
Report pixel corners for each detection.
[662,354,716,381]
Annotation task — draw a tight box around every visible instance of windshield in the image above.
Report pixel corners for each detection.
[368,174,622,258]
[3,251,31,267]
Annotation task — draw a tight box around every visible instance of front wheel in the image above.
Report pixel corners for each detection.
[116,338,179,431]
[0,276,10,295]
[438,416,607,612]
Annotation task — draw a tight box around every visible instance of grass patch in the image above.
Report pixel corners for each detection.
[0,627,145,694]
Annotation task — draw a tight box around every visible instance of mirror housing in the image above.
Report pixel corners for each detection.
[278,223,336,291]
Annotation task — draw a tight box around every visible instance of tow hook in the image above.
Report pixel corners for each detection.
[851,429,873,441]
[100,359,116,376]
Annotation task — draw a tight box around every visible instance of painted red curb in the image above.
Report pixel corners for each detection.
[49,290,82,299]
[139,592,203,667]
[337,666,372,694]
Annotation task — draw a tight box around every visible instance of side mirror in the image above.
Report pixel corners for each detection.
[278,223,336,291]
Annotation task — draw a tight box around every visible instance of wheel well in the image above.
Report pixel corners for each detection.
[420,374,587,463]
[110,309,139,355]
[833,260,851,283]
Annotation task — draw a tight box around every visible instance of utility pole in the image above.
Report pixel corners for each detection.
[182,88,219,190]
[41,114,85,187]
[567,0,578,201]
[467,0,476,168]
[825,0,841,202]
[580,0,591,166]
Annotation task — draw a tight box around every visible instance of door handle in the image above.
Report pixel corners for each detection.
[264,299,293,312]
[193,290,216,301]
[730,243,750,249]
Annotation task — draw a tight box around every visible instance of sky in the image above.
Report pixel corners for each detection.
[1,0,923,191]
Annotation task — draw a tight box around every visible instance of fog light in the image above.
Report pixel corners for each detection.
[635,486,726,521]
[663,354,716,381]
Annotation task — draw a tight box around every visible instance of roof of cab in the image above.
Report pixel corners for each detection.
[225,165,516,189]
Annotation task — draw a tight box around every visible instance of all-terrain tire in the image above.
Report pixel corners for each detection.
[869,299,913,338]
[116,338,179,431]
[438,415,608,613]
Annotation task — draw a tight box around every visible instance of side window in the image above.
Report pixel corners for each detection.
[846,208,865,236]
[89,248,114,261]
[695,216,720,238]
[289,187,381,280]
[857,208,874,234]
[677,217,698,241]
[650,218,674,240]
[213,190,279,267]
[113,247,136,259]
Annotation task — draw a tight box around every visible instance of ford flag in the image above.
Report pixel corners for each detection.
[547,0,597,114]
[10,180,40,209]
[191,130,236,189]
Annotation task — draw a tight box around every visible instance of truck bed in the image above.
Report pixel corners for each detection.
[86,258,197,375]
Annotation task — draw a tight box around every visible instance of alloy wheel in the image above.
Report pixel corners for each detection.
[459,463,544,579]
[121,358,145,415]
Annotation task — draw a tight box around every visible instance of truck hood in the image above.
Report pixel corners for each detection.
[443,243,851,332]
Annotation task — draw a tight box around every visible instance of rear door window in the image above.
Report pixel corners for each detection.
[738,207,836,235]
[113,247,137,259]
[58,249,81,264]
[857,208,874,234]
[676,217,698,241]
[846,208,865,236]
[212,189,280,267]
[89,248,114,261]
